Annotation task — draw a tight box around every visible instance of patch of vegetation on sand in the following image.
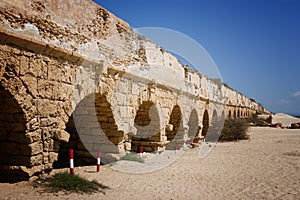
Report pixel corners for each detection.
[33,172,109,194]
[219,118,250,141]
[120,152,145,163]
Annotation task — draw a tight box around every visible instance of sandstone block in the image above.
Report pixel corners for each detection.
[124,142,131,151]
[109,136,124,145]
[166,124,174,131]
[35,99,60,117]
[49,152,59,162]
[115,92,127,106]
[20,74,38,97]
[20,142,43,156]
[53,129,70,143]
[26,117,39,131]
[20,164,45,177]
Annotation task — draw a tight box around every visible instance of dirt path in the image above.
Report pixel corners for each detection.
[1,127,300,200]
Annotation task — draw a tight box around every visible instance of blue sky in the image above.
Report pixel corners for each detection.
[94,0,300,115]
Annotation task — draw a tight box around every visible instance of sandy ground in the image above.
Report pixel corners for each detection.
[1,126,300,200]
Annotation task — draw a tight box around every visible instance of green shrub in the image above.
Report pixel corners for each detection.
[120,152,145,163]
[34,172,109,194]
[219,118,250,141]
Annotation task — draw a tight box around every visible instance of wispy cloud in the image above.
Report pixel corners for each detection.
[292,91,300,97]
[278,91,300,105]
[278,99,291,105]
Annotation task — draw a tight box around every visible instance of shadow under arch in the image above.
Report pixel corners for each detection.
[228,110,232,119]
[206,109,225,142]
[55,93,124,167]
[187,109,201,145]
[165,105,184,150]
[201,110,209,138]
[221,111,226,122]
[0,85,29,182]
[212,110,218,126]
[131,101,161,152]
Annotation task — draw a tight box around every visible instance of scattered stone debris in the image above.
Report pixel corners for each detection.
[290,123,300,129]
[270,123,283,128]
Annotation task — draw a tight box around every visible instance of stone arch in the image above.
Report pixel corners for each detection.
[212,109,218,126]
[221,111,226,122]
[187,109,199,139]
[201,110,209,137]
[165,105,183,150]
[228,110,232,119]
[166,105,182,141]
[187,109,201,146]
[233,110,237,118]
[0,85,29,182]
[56,93,124,166]
[131,101,161,152]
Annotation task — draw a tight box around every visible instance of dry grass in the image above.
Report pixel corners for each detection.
[33,172,109,194]
[219,118,250,141]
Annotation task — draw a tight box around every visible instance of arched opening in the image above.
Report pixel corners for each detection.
[212,110,218,127]
[0,86,29,182]
[166,105,182,141]
[165,105,183,150]
[237,110,240,118]
[55,93,123,167]
[233,110,237,118]
[187,109,200,146]
[228,110,232,119]
[221,111,226,122]
[132,101,160,152]
[187,109,199,138]
[201,110,209,138]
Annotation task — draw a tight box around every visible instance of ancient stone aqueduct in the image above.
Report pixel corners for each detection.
[0,0,268,181]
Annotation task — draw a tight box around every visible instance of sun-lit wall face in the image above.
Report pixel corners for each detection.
[0,0,269,179]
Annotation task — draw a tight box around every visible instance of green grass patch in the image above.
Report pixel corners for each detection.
[120,152,145,163]
[33,172,109,194]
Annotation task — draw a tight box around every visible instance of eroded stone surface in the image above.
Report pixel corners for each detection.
[0,0,268,181]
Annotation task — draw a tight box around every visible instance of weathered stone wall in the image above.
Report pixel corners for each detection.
[0,0,269,181]
[0,41,76,181]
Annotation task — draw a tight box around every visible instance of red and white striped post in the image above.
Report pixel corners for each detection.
[97,151,101,172]
[139,146,143,158]
[139,146,143,154]
[69,149,74,176]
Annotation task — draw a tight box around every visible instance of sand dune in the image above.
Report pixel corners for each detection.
[272,113,300,127]
[1,127,300,199]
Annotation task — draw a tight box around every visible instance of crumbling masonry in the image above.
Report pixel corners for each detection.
[0,0,268,182]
